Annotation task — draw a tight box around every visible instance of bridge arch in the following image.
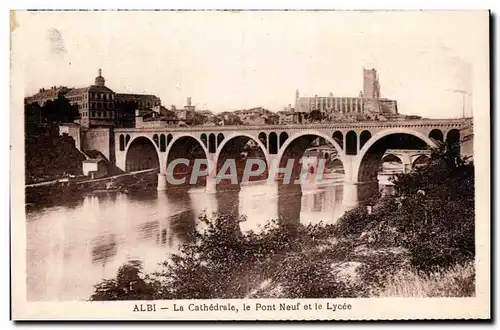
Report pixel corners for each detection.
[119,134,125,151]
[269,132,278,154]
[345,130,357,155]
[279,132,289,148]
[355,128,439,203]
[381,153,404,164]
[276,130,345,168]
[429,129,444,142]
[124,135,161,172]
[359,130,372,149]
[358,128,438,168]
[332,131,343,149]
[164,134,209,166]
[258,132,267,149]
[160,134,166,152]
[208,133,216,153]
[200,133,208,148]
[411,154,431,168]
[217,133,225,147]
[163,134,209,184]
[214,133,271,174]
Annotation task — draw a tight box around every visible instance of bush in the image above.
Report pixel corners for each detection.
[89,260,159,301]
[332,206,369,238]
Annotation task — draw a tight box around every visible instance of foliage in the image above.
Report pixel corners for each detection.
[309,110,324,122]
[25,96,80,125]
[90,147,475,299]
[387,148,475,271]
[25,130,86,184]
[90,260,160,301]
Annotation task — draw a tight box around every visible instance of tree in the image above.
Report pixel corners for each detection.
[387,148,475,270]
[24,102,42,126]
[310,110,323,122]
[41,96,80,123]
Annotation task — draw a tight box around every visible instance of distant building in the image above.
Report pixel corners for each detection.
[114,93,161,109]
[277,110,300,125]
[24,86,72,106]
[64,70,117,128]
[234,107,278,125]
[135,106,180,128]
[25,69,162,129]
[294,68,398,120]
[173,97,198,124]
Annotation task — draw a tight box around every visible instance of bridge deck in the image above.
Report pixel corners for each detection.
[115,118,472,133]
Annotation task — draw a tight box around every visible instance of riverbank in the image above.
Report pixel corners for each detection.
[25,168,159,205]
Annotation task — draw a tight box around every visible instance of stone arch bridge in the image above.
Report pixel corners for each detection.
[115,118,469,210]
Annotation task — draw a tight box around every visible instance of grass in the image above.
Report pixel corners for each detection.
[373,261,475,297]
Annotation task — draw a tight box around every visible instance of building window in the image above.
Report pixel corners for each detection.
[92,111,96,117]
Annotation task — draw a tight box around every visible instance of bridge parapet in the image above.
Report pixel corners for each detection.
[114,117,471,133]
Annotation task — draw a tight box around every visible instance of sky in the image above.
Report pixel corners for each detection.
[12,10,488,118]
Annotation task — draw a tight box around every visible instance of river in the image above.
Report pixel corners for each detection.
[26,180,346,301]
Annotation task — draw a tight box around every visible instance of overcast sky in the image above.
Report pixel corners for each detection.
[13,10,487,118]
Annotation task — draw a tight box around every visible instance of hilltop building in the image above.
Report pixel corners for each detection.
[24,69,162,128]
[294,68,398,120]
[24,86,72,106]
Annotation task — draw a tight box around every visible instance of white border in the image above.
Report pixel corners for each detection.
[4,3,495,326]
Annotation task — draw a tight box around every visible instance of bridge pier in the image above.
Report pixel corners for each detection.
[157,172,167,191]
[205,152,217,193]
[342,180,359,212]
[206,173,217,193]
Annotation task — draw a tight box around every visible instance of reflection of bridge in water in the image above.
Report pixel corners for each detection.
[115,118,470,211]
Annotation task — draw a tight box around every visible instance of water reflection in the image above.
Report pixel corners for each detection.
[26,180,345,301]
[277,183,302,227]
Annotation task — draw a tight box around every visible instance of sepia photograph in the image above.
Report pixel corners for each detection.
[10,9,490,320]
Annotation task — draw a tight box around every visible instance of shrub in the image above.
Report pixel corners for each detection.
[332,206,369,238]
[89,260,159,301]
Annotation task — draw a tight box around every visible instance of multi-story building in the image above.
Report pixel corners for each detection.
[114,93,161,109]
[24,86,72,106]
[25,69,162,128]
[294,68,398,120]
[64,70,117,128]
[233,107,278,125]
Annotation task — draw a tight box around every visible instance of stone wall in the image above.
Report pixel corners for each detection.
[82,128,115,163]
